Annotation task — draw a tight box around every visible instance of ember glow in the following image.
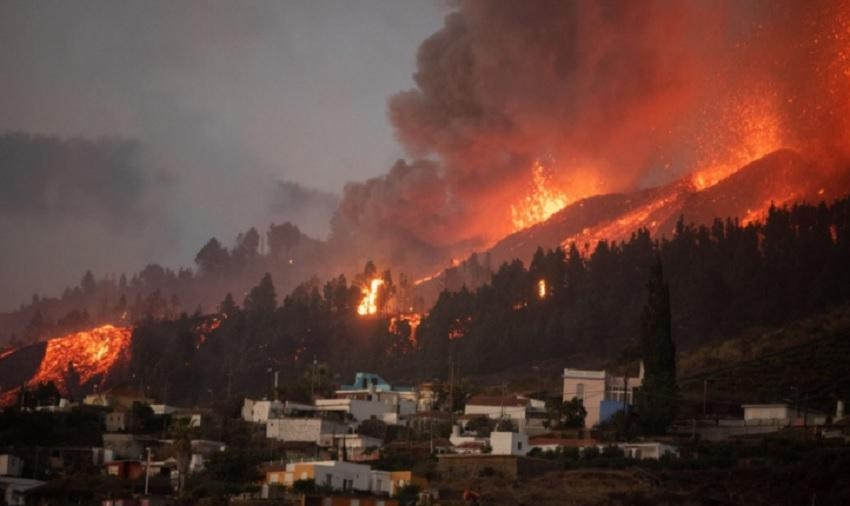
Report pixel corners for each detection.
[691,96,785,191]
[388,313,422,347]
[356,278,385,316]
[28,324,133,393]
[537,279,547,299]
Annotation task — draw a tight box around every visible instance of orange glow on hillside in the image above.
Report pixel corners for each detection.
[357,278,384,316]
[537,279,547,299]
[28,324,133,393]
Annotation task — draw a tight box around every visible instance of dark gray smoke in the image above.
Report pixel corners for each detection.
[330,0,850,277]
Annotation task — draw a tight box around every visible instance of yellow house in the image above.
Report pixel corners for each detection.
[388,471,427,495]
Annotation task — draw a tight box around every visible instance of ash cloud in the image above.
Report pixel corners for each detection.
[269,181,339,240]
[331,0,850,276]
[0,133,163,222]
[0,133,178,308]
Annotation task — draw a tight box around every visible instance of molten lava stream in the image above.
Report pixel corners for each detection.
[27,324,133,393]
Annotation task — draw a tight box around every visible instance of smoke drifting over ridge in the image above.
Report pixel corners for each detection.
[332,0,850,276]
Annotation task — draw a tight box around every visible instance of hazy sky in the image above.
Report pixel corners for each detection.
[0,1,446,309]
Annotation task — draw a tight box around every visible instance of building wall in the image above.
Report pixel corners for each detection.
[309,461,372,492]
[563,370,606,427]
[315,399,394,423]
[266,418,348,443]
[743,405,792,423]
[463,405,526,421]
[0,455,23,477]
[242,399,285,423]
[490,432,529,456]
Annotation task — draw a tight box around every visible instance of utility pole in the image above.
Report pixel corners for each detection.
[448,340,455,425]
[310,357,318,401]
[144,447,152,495]
[621,375,629,441]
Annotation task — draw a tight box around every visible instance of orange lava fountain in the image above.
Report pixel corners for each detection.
[28,324,133,393]
[511,160,569,230]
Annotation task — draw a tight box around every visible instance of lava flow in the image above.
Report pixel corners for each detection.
[28,324,133,393]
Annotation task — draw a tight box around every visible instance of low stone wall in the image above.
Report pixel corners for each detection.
[436,455,557,480]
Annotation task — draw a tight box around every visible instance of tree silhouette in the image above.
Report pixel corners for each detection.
[635,257,677,435]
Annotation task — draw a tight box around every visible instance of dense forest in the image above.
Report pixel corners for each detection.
[114,196,850,406]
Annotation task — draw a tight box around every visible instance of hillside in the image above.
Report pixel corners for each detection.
[417,149,850,302]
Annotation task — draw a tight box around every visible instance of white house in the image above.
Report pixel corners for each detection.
[242,399,285,423]
[489,432,529,456]
[616,442,678,460]
[0,477,45,506]
[0,456,22,477]
[563,364,643,428]
[266,418,350,445]
[281,460,372,492]
[462,395,546,432]
[333,434,384,461]
[449,424,488,448]
[314,398,398,424]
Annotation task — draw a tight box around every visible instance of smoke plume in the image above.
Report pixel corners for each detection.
[332,0,850,276]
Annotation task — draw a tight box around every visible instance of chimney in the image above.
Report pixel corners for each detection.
[452,424,461,438]
[837,400,845,421]
[638,361,645,380]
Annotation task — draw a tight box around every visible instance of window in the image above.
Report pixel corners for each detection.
[576,383,585,400]
[517,442,523,450]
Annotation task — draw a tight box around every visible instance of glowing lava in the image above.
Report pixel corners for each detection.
[28,324,133,393]
[357,278,385,316]
[388,313,422,347]
[511,160,569,231]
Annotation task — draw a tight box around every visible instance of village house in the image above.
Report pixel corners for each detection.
[742,403,828,426]
[562,363,643,427]
[332,434,384,462]
[271,460,373,492]
[83,388,154,410]
[102,434,160,460]
[0,455,23,477]
[314,398,399,424]
[335,372,417,417]
[264,460,424,498]
[0,476,45,506]
[461,395,547,433]
[241,398,286,423]
[490,432,529,456]
[105,410,134,432]
[266,417,350,445]
[415,381,440,411]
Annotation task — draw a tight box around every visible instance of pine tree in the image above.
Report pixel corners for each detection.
[219,293,238,315]
[244,273,277,314]
[635,256,677,435]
